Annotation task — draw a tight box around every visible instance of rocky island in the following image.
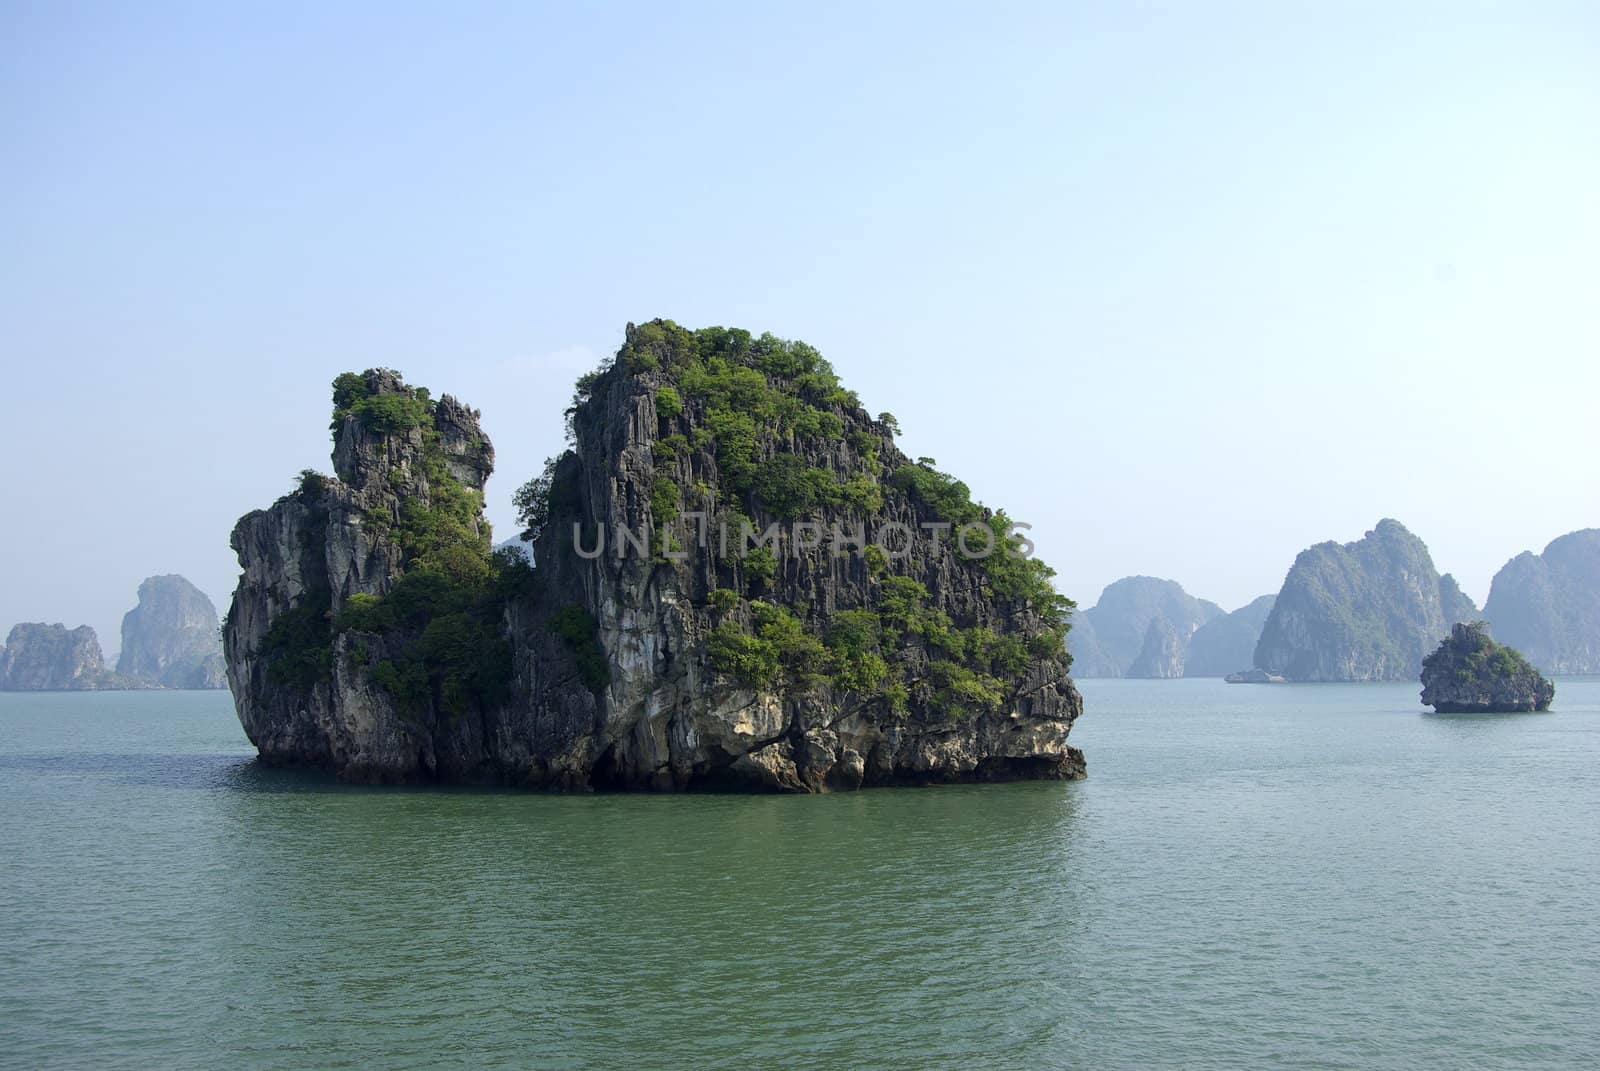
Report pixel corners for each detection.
[224,322,1084,789]
[1420,622,1554,713]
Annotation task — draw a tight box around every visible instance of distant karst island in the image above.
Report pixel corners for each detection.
[224,322,1085,789]
[1482,530,1600,675]
[1421,622,1554,714]
[1068,520,1600,686]
[0,575,225,692]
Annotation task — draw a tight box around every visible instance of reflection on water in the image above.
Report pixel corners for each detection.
[1421,708,1555,722]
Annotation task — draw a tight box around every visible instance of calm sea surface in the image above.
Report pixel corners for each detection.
[2,680,1597,1069]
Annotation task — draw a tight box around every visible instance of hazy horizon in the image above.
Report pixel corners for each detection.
[4,2,1597,651]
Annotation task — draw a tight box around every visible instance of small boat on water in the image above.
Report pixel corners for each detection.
[1225,668,1287,684]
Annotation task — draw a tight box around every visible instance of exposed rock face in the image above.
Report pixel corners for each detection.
[1420,622,1553,713]
[1483,529,1600,674]
[1127,617,1185,678]
[1067,576,1222,677]
[1254,519,1479,682]
[1185,594,1276,677]
[117,575,226,689]
[225,328,1084,790]
[0,623,123,690]
[224,369,495,777]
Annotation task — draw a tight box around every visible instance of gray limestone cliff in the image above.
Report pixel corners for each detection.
[224,327,1084,790]
[0,623,129,690]
[1254,519,1479,682]
[224,369,495,778]
[1420,621,1553,713]
[1483,529,1600,675]
[118,575,226,689]
[1068,576,1222,677]
[1127,616,1186,678]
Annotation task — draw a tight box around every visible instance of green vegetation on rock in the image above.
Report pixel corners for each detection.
[271,371,530,722]
[261,588,333,692]
[1420,621,1554,713]
[549,604,610,693]
[511,319,1077,724]
[330,370,433,435]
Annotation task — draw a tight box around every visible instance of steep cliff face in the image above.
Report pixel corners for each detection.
[118,575,226,689]
[224,369,497,778]
[1067,576,1222,677]
[225,326,1084,790]
[1420,622,1553,713]
[1483,529,1600,674]
[1127,617,1186,678]
[0,623,124,690]
[1254,519,1478,682]
[1185,594,1275,677]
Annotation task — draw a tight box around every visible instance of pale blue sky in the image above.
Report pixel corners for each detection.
[3,1,1597,650]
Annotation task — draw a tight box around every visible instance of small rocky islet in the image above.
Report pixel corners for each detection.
[224,321,1085,790]
[1420,622,1554,714]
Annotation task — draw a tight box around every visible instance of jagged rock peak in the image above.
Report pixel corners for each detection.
[1420,621,1553,713]
[328,368,493,497]
[225,369,499,768]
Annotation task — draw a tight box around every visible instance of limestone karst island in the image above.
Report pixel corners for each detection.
[1420,622,1555,714]
[224,323,1084,789]
[10,7,1600,1067]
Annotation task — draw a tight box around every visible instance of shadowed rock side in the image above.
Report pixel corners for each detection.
[1127,617,1185,678]
[224,369,497,778]
[118,575,226,689]
[1421,622,1553,713]
[1063,614,1114,677]
[1483,529,1600,675]
[225,326,1084,790]
[1185,594,1275,677]
[1254,519,1479,682]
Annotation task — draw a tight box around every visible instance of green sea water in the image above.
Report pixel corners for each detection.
[2,679,1597,1069]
